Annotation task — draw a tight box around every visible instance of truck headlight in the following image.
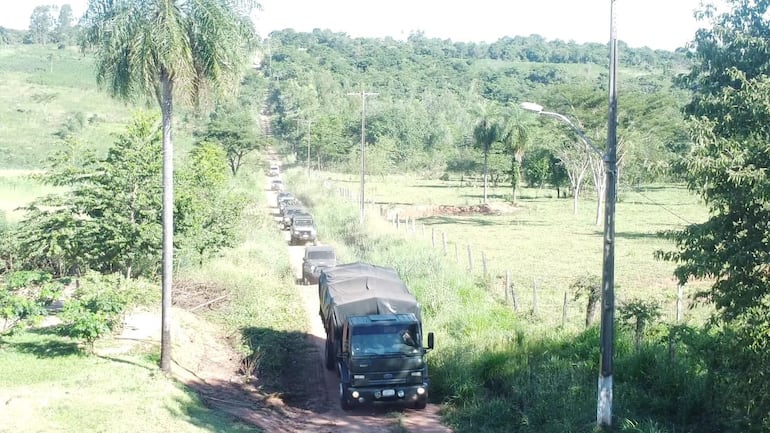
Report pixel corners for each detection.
[353,374,365,380]
[410,372,422,377]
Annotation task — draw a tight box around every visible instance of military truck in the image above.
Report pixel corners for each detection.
[318,262,434,410]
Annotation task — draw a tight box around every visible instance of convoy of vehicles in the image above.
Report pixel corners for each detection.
[268,161,435,411]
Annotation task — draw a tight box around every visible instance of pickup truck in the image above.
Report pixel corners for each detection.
[289,214,317,245]
[302,245,337,284]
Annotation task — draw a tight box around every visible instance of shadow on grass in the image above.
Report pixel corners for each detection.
[420,216,497,226]
[615,230,665,240]
[1,331,82,358]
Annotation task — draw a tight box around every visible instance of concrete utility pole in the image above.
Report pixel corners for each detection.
[305,119,312,180]
[598,0,619,428]
[347,89,378,224]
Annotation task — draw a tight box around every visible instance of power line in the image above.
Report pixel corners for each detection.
[630,187,695,225]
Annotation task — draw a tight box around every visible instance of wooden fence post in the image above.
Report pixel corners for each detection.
[442,232,448,255]
[431,228,436,248]
[505,270,510,303]
[511,282,519,312]
[396,214,400,230]
[532,278,539,317]
[562,291,568,327]
[467,245,473,272]
[481,251,488,278]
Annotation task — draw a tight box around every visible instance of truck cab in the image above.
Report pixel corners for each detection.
[337,314,434,410]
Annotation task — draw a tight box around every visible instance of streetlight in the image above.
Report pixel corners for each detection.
[519,102,603,157]
[521,98,617,428]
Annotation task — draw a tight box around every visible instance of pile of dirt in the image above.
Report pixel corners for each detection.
[434,203,497,216]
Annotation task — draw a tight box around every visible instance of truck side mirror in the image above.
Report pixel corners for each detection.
[427,332,434,350]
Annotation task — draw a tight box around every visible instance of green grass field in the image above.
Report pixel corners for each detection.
[305,171,710,329]
[0,323,261,433]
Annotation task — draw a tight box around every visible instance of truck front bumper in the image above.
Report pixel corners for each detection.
[342,383,428,407]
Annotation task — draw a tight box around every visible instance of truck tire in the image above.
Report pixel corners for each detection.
[339,382,352,411]
[324,339,335,371]
[414,397,427,410]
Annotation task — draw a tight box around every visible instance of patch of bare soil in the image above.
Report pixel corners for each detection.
[384,201,520,220]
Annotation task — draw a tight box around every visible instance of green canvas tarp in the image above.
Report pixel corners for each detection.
[319,262,421,329]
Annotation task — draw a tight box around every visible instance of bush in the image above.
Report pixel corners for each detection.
[0,270,61,334]
[58,272,150,351]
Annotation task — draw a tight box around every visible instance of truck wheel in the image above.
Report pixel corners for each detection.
[324,339,335,371]
[414,397,427,410]
[339,382,352,411]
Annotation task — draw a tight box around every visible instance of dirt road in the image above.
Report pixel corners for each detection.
[268,174,452,433]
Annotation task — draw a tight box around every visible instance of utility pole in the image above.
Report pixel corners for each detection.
[305,119,312,180]
[598,0,618,428]
[347,89,378,224]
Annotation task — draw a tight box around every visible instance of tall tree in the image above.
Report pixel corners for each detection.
[54,4,75,46]
[472,101,503,204]
[29,5,56,44]
[667,0,770,321]
[199,104,263,175]
[499,107,531,203]
[80,0,258,372]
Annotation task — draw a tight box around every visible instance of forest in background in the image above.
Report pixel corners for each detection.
[263,29,692,196]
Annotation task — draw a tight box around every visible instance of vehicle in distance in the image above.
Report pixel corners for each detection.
[270,178,283,191]
[276,191,293,208]
[268,163,280,177]
[290,214,317,245]
[302,245,337,284]
[281,206,306,229]
[318,262,434,411]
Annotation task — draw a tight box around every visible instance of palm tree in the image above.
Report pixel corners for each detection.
[500,108,531,204]
[80,0,257,372]
[472,101,503,204]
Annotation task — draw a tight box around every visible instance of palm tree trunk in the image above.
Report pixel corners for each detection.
[160,70,174,373]
[483,150,489,204]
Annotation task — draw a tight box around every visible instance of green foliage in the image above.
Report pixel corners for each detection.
[664,2,770,321]
[570,273,601,328]
[175,141,245,266]
[0,270,61,334]
[619,299,662,352]
[58,272,146,350]
[28,5,57,44]
[197,104,264,175]
[15,112,162,278]
[265,29,689,187]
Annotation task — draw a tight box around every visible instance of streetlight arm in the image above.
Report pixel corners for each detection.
[539,111,605,158]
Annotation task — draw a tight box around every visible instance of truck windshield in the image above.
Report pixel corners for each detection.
[294,219,313,227]
[351,326,419,356]
[308,251,335,260]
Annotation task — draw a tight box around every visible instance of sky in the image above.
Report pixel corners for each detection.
[0,0,720,51]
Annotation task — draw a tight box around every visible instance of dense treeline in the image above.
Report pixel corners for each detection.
[263,28,692,199]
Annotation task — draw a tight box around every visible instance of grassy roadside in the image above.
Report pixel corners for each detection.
[283,166,714,433]
[0,158,304,432]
